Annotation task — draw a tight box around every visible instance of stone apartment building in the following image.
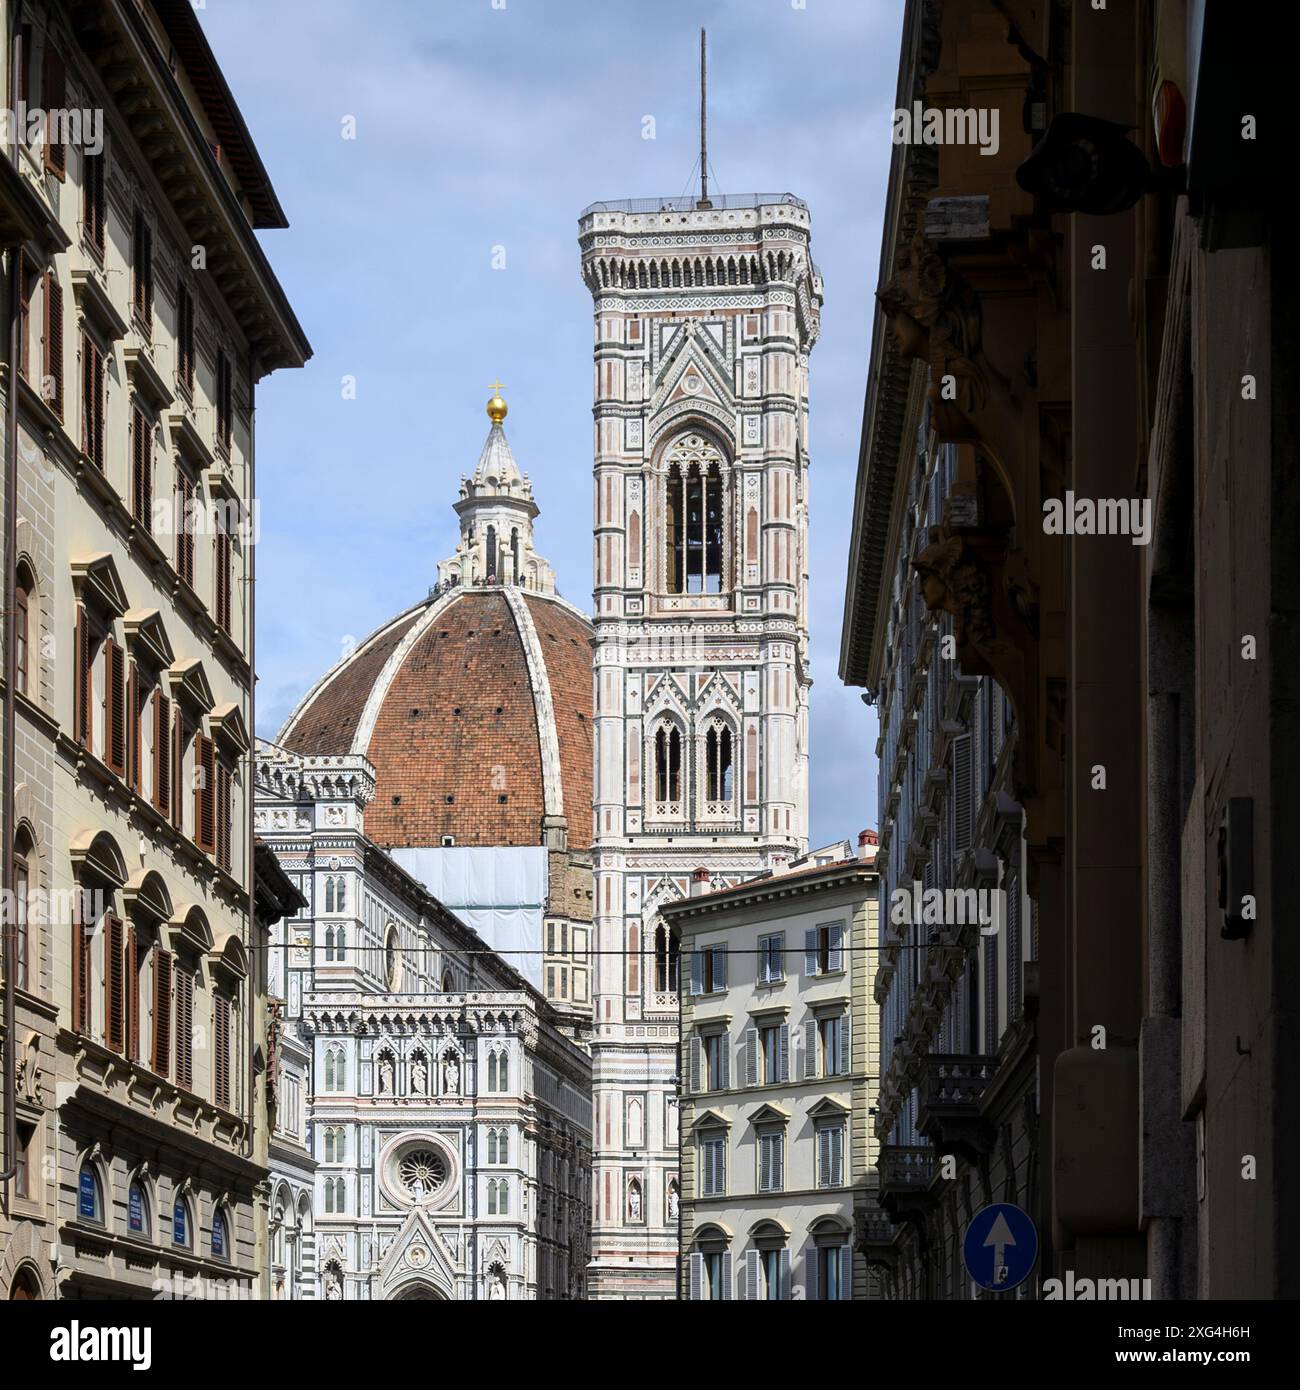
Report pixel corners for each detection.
[667,844,878,1300]
[842,0,1293,1298]
[0,0,307,1299]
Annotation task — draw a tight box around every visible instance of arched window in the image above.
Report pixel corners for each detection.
[77,1161,104,1225]
[172,1197,190,1247]
[706,723,734,802]
[324,1177,344,1214]
[487,1051,498,1092]
[15,563,33,697]
[325,1046,345,1092]
[442,969,454,992]
[486,524,497,581]
[127,1178,150,1237]
[654,924,681,993]
[664,434,726,594]
[654,723,682,804]
[511,527,520,584]
[324,877,335,913]
[497,1050,509,1092]
[211,1206,229,1260]
[14,827,32,991]
[496,1129,508,1165]
[336,878,345,912]
[487,1129,497,1164]
[384,927,399,987]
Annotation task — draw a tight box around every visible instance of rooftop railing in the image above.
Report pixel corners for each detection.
[579,192,808,217]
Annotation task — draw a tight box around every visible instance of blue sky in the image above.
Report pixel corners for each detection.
[204,0,901,849]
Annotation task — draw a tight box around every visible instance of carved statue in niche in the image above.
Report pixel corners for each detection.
[443,1053,460,1096]
[488,1268,506,1300]
[667,1185,679,1221]
[324,1269,343,1300]
[628,1184,642,1222]
[411,1055,428,1095]
[377,1056,394,1096]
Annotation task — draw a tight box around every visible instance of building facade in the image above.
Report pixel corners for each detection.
[255,740,592,1300]
[0,0,307,1299]
[579,190,822,1298]
[841,0,1293,1299]
[667,848,878,1301]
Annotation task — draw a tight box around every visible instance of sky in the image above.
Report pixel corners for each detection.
[202,0,902,850]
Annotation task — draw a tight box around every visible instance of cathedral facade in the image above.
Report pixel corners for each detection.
[579,193,822,1298]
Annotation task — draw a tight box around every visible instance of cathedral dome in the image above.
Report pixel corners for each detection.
[278,584,593,850]
[278,397,592,851]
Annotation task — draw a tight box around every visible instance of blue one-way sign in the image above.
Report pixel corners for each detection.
[962,1202,1038,1292]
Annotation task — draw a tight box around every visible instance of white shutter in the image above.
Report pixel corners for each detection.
[721,1251,732,1301]
[745,1027,758,1086]
[837,1011,851,1075]
[804,1018,818,1079]
[827,922,843,972]
[806,1247,819,1301]
[840,1245,852,1300]
[690,950,703,995]
[688,1251,704,1301]
[715,948,728,990]
[779,1248,791,1301]
[690,1035,701,1093]
[719,1033,731,1090]
[804,927,818,976]
[833,1125,845,1185]
[773,1132,784,1191]
[778,1023,790,1082]
[744,1249,760,1301]
[817,1126,831,1186]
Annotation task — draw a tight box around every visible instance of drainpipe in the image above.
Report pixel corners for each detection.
[1,5,25,1190]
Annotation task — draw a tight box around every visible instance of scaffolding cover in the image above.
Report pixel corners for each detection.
[390,846,546,990]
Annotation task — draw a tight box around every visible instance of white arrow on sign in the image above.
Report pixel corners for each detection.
[983,1211,1016,1286]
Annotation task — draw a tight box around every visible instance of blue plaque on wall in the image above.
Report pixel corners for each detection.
[128,1183,144,1232]
[78,1167,98,1220]
[173,1201,187,1245]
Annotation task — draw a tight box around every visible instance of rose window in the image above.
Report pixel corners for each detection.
[398,1149,447,1200]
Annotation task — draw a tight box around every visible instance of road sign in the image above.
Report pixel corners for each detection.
[963,1202,1038,1292]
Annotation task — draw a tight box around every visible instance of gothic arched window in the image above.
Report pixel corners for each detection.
[324,877,334,913]
[705,723,734,802]
[486,524,497,581]
[511,527,520,584]
[654,723,682,804]
[664,434,726,594]
[654,923,681,993]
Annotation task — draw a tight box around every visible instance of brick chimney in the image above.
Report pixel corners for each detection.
[690,866,711,896]
[857,828,879,861]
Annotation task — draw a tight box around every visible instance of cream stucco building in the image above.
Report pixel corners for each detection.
[665,843,878,1300]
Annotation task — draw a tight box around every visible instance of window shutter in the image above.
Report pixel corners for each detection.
[803,1018,818,1080]
[778,1023,790,1082]
[153,949,173,1076]
[44,272,64,418]
[172,710,184,829]
[840,1246,852,1300]
[689,950,703,996]
[215,527,232,632]
[195,734,217,853]
[718,1032,730,1090]
[743,1249,760,1301]
[720,1251,732,1302]
[827,922,843,973]
[953,733,972,854]
[837,1010,851,1076]
[689,1035,701,1094]
[217,762,232,871]
[833,1125,845,1185]
[73,897,89,1032]
[744,1027,758,1087]
[104,914,124,1050]
[804,927,818,976]
[106,638,126,776]
[126,662,140,792]
[714,947,727,990]
[1008,870,1022,1022]
[124,925,138,1059]
[806,1248,819,1302]
[688,1252,703,1301]
[779,1248,791,1301]
[154,690,171,814]
[214,993,230,1109]
[818,1126,831,1186]
[42,43,66,174]
[74,608,90,746]
[175,968,193,1090]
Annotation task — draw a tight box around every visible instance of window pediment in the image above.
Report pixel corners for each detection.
[692,1108,731,1132]
[71,552,128,618]
[122,608,175,670]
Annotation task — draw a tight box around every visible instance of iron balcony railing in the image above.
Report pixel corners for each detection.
[579,192,808,217]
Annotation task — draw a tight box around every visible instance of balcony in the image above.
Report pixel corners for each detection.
[916,1054,996,1163]
[878,1144,938,1226]
[855,1206,901,1272]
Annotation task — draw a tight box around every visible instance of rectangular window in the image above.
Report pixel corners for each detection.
[760,1023,782,1084]
[758,1130,784,1193]
[132,208,153,332]
[42,41,67,176]
[703,1032,723,1091]
[699,1135,726,1197]
[817,1123,845,1189]
[194,733,216,853]
[806,921,844,976]
[818,1015,843,1078]
[176,471,196,585]
[818,1246,849,1300]
[215,350,233,452]
[43,272,64,419]
[131,406,152,524]
[691,945,727,995]
[80,333,105,470]
[14,1122,34,1200]
[758,932,784,983]
[83,151,106,256]
[176,283,194,396]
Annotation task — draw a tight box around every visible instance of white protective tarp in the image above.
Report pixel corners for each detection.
[390,845,546,990]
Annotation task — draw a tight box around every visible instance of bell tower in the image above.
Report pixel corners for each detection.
[578,61,822,1293]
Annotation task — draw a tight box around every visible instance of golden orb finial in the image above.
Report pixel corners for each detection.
[486,380,508,424]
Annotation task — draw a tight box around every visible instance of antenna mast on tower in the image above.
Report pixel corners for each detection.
[697,27,712,209]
